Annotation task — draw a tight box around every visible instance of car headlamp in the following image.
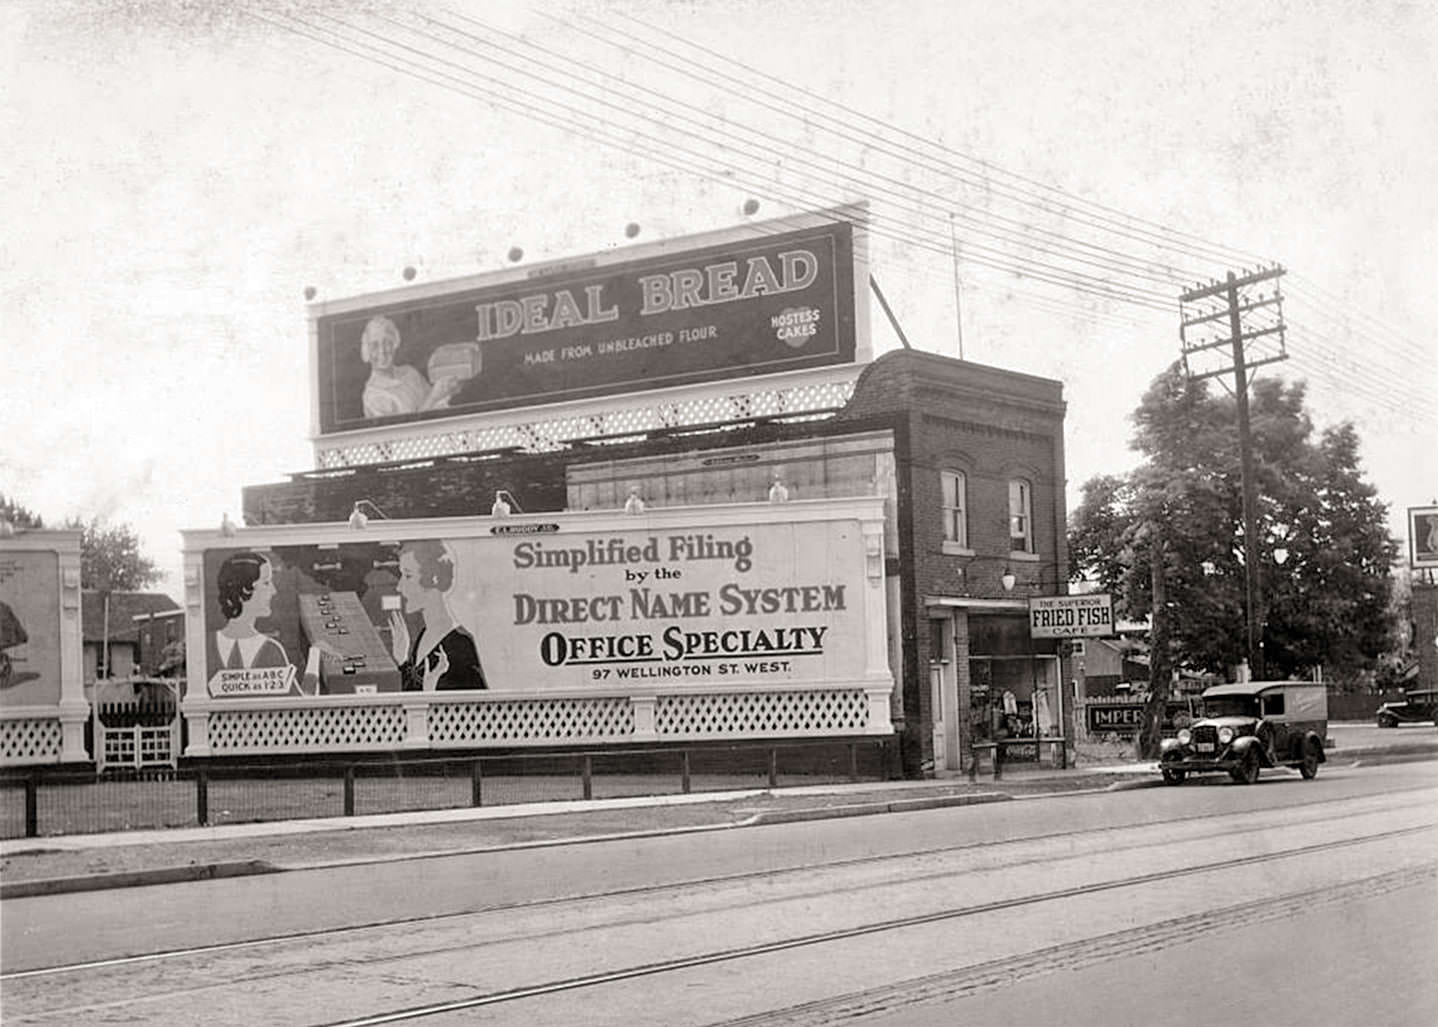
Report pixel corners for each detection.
[1177,728,1192,745]
[1218,726,1235,745]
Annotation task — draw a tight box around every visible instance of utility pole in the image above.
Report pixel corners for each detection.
[1179,266,1287,680]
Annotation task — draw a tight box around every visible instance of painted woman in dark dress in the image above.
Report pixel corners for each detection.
[389,539,487,691]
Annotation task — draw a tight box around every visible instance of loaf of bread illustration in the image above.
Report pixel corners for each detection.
[427,342,482,385]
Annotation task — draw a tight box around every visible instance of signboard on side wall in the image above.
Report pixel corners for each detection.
[187,500,886,701]
[0,548,62,708]
[312,216,859,435]
[1410,506,1438,569]
[1028,593,1115,639]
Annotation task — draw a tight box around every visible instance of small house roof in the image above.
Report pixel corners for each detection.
[81,591,181,643]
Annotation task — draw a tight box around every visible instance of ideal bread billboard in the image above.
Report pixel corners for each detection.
[313,218,858,435]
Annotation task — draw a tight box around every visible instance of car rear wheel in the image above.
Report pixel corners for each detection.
[1299,742,1320,780]
[1377,714,1396,728]
[1161,767,1186,785]
[1231,749,1260,785]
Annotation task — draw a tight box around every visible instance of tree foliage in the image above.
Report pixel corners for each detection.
[0,494,44,530]
[64,517,162,592]
[1070,364,1398,702]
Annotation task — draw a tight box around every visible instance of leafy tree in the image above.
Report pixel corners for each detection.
[0,494,44,530]
[1070,365,1398,752]
[64,517,162,592]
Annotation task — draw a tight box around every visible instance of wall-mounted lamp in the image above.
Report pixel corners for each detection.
[624,487,646,514]
[491,490,522,517]
[768,475,790,503]
[1000,565,1017,592]
[219,513,238,538]
[348,499,389,530]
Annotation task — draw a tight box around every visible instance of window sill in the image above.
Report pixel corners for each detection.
[1008,551,1040,562]
[942,542,974,557]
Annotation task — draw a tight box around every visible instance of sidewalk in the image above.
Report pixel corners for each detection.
[4,737,1435,900]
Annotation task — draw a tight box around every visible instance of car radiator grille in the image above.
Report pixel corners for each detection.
[1191,725,1219,746]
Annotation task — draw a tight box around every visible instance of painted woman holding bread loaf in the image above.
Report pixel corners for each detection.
[359,316,461,419]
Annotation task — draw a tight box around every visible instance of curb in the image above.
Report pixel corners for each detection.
[751,791,1011,825]
[1,859,279,901]
[1,796,1016,900]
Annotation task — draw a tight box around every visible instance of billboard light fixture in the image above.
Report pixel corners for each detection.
[348,499,389,530]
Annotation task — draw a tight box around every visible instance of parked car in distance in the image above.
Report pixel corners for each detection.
[1375,689,1438,728]
[1157,680,1327,785]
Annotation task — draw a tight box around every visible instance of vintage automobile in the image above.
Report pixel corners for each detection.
[1375,689,1438,728]
[1157,680,1327,785]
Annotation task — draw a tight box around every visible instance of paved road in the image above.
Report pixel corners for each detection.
[2,761,1434,1025]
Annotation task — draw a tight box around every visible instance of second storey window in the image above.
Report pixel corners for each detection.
[1008,478,1033,553]
[941,470,968,549]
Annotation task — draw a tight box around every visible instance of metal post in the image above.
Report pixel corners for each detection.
[681,750,691,794]
[768,748,778,789]
[343,765,355,817]
[471,759,483,807]
[196,768,209,826]
[581,755,593,801]
[848,742,859,782]
[25,771,39,838]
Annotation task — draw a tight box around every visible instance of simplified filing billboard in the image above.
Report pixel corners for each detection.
[314,219,858,434]
[193,506,877,699]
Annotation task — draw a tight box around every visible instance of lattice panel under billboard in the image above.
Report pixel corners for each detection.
[207,705,409,753]
[655,690,870,737]
[0,718,64,764]
[429,697,635,745]
[316,379,856,468]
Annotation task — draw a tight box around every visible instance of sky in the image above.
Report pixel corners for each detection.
[3,0,1435,597]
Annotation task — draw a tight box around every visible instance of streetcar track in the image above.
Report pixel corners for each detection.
[4,786,1435,983]
[711,861,1438,1027]
[311,822,1438,1026]
[8,819,1436,1025]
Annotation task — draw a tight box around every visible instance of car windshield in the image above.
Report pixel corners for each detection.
[1202,696,1258,718]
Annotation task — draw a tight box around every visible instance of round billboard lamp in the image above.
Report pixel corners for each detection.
[403,266,417,281]
[625,222,641,239]
[303,285,317,300]
[508,246,524,263]
[742,198,760,216]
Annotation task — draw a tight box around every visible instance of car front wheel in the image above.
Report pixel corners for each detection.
[1299,742,1320,780]
[1231,749,1261,785]
[1161,767,1186,785]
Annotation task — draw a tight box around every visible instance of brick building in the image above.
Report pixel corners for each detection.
[243,347,1069,777]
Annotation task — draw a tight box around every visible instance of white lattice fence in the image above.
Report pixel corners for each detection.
[190,687,886,755]
[316,378,856,468]
[207,705,409,753]
[0,718,64,764]
[655,690,871,738]
[430,697,635,745]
